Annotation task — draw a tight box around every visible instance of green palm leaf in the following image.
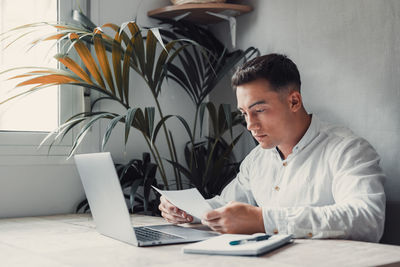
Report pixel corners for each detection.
[145,29,157,88]
[151,115,193,144]
[145,107,155,139]
[199,102,217,137]
[69,112,116,157]
[102,114,125,150]
[122,40,133,105]
[125,107,140,144]
[38,117,86,150]
[127,22,145,74]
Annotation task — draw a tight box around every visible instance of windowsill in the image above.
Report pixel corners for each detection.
[0,143,77,165]
[0,154,74,166]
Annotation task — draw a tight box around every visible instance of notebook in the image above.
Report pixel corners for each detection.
[182,233,293,256]
[74,152,217,247]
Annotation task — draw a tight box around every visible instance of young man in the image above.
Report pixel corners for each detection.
[158,54,386,242]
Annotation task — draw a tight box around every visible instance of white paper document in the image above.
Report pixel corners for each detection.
[182,234,293,256]
[152,186,212,220]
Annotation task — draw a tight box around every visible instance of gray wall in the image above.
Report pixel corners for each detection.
[212,0,400,203]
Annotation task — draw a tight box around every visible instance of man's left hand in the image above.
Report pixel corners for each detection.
[201,201,265,234]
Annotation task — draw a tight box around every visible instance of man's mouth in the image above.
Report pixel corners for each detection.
[254,134,267,142]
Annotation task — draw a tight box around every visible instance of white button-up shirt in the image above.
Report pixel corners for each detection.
[207,116,386,242]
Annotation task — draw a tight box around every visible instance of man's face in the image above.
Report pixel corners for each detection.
[236,79,293,149]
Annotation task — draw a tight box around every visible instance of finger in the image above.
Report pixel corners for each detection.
[204,222,224,233]
[159,204,184,220]
[160,196,175,210]
[161,211,188,224]
[160,195,171,205]
[159,197,193,222]
[160,196,182,216]
[159,203,193,223]
[202,218,222,228]
[202,217,219,228]
[186,215,193,222]
[203,209,222,221]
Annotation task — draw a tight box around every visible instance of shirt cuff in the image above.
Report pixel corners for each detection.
[262,207,289,235]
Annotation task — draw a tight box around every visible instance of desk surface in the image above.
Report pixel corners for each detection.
[1,214,399,267]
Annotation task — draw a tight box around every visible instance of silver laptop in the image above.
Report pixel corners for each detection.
[74,152,217,247]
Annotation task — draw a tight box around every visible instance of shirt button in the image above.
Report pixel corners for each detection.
[274,186,280,191]
[307,232,313,238]
[273,229,279,234]
[283,162,288,167]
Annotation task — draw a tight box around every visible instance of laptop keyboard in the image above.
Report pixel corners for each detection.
[134,226,184,242]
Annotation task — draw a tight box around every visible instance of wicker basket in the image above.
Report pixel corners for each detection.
[171,0,226,5]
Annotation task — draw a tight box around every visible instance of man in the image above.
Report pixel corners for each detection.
[158,54,386,242]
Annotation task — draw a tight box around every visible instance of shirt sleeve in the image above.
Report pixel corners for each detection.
[207,147,258,209]
[262,137,386,242]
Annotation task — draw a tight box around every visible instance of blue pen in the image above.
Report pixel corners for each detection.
[229,234,272,246]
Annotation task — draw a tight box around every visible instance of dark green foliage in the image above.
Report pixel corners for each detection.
[158,18,259,109]
[181,137,241,199]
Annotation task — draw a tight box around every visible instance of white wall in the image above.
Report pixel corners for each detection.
[211,0,400,202]
[0,160,82,217]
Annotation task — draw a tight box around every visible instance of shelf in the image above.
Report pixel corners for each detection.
[147,3,252,24]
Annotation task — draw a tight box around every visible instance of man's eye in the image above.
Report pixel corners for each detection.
[256,109,266,113]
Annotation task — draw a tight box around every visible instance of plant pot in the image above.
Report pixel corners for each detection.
[170,0,226,5]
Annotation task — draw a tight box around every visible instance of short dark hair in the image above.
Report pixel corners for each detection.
[231,53,301,92]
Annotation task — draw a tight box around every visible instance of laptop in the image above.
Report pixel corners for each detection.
[74,152,217,247]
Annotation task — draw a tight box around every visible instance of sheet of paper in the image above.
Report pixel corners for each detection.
[152,186,212,220]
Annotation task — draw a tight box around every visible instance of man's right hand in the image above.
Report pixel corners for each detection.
[158,195,193,224]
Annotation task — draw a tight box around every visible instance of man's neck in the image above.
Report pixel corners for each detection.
[277,113,312,160]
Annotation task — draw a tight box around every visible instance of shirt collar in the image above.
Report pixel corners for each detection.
[292,114,320,154]
[270,114,321,158]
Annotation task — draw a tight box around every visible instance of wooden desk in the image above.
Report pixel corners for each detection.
[1,214,399,267]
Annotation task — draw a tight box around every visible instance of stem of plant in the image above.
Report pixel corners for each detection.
[151,89,180,189]
[189,106,199,171]
[203,137,219,188]
[143,135,169,190]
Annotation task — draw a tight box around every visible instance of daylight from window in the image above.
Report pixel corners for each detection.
[0,0,58,132]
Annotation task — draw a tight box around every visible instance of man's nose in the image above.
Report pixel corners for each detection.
[246,114,259,131]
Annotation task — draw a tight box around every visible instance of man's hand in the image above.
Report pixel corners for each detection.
[158,195,193,224]
[201,201,264,234]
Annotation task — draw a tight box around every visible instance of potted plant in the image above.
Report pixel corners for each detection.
[0,10,258,212]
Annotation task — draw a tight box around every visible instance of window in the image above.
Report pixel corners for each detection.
[0,0,87,156]
[0,0,58,131]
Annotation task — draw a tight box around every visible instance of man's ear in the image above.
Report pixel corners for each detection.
[287,90,302,112]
